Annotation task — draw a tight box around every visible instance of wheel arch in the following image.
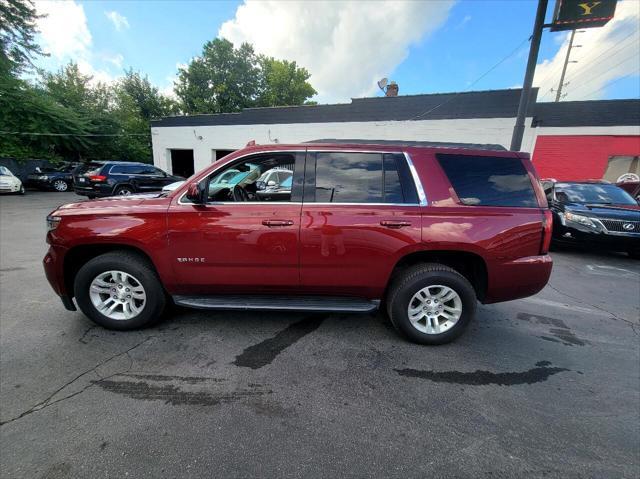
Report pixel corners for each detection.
[386,249,488,302]
[63,243,158,298]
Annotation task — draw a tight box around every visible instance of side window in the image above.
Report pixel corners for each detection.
[204,153,299,203]
[315,152,383,203]
[110,165,137,175]
[312,152,418,204]
[383,154,404,203]
[436,154,539,207]
[140,166,160,175]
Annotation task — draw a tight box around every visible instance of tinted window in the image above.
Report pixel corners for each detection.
[315,153,383,203]
[383,155,404,203]
[110,165,139,175]
[75,163,104,175]
[437,154,538,207]
[139,165,160,175]
[555,183,637,205]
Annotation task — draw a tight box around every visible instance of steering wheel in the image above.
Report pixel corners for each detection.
[232,185,250,202]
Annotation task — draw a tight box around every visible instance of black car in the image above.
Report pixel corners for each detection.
[542,180,640,259]
[26,163,78,192]
[73,161,183,198]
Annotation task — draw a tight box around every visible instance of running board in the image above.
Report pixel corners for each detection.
[173,295,379,313]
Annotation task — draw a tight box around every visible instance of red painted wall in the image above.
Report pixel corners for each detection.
[532,135,640,180]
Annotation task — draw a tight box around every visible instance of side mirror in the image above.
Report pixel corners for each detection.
[267,180,277,187]
[186,182,205,204]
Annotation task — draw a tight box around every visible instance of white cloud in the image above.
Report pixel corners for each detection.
[534,0,640,101]
[35,1,124,86]
[219,0,454,102]
[76,59,114,85]
[36,0,92,59]
[105,10,130,31]
[104,53,124,69]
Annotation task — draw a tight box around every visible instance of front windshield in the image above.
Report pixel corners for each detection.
[555,183,637,205]
[0,166,12,176]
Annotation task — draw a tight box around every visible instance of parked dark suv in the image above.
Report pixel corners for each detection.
[73,161,183,198]
[45,142,553,345]
[542,179,640,258]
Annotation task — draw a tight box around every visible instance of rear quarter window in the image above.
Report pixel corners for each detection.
[436,154,538,207]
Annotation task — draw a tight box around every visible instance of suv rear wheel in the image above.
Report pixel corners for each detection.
[387,263,476,345]
[115,185,134,196]
[74,252,166,330]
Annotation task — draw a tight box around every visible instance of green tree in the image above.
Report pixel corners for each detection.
[175,38,316,114]
[117,69,178,121]
[42,63,100,113]
[176,38,261,114]
[0,0,45,76]
[0,75,93,160]
[257,57,316,107]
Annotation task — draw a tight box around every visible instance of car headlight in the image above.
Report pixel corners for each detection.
[40,175,49,180]
[564,212,597,228]
[46,215,61,231]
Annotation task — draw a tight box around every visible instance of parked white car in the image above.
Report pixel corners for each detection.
[0,166,25,194]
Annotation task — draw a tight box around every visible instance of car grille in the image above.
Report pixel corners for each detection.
[599,219,640,233]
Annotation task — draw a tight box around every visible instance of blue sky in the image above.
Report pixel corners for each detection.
[34,0,640,104]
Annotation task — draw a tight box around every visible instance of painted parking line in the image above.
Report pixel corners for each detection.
[585,264,639,278]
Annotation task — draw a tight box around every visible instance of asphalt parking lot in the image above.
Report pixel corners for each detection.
[1,191,639,478]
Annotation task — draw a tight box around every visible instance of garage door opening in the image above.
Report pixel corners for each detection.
[215,149,235,161]
[170,149,194,178]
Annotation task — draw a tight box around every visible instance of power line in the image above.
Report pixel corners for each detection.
[563,52,639,98]
[577,69,640,100]
[537,28,638,101]
[408,36,531,121]
[562,31,639,85]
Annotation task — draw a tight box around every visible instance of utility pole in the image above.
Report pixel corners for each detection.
[554,29,580,101]
[510,0,548,151]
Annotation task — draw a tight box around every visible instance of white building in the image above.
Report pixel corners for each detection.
[151,89,639,181]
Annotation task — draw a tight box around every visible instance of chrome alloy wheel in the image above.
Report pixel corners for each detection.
[53,180,68,191]
[407,285,462,334]
[117,188,132,195]
[89,271,146,320]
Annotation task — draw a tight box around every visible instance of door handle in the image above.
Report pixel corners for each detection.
[262,219,294,227]
[380,220,411,229]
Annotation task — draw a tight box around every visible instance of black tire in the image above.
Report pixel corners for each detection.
[87,194,96,199]
[18,185,25,195]
[114,185,134,196]
[74,252,166,330]
[628,248,640,260]
[387,263,477,345]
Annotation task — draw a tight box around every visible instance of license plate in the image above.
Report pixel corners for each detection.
[78,178,86,183]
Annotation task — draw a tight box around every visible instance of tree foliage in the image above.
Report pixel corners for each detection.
[176,38,316,114]
[257,57,316,108]
[0,0,44,76]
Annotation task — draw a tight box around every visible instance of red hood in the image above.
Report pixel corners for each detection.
[52,193,169,216]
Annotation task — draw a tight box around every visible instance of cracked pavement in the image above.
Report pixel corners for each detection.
[1,192,639,478]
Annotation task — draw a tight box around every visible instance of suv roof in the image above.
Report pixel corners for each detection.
[306,138,508,151]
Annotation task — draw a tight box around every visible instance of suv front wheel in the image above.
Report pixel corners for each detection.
[387,264,476,345]
[74,252,166,330]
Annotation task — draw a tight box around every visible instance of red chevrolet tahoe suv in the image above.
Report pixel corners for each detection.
[44,142,553,344]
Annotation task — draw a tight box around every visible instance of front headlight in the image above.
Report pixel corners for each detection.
[40,175,49,180]
[564,212,597,228]
[46,215,61,231]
